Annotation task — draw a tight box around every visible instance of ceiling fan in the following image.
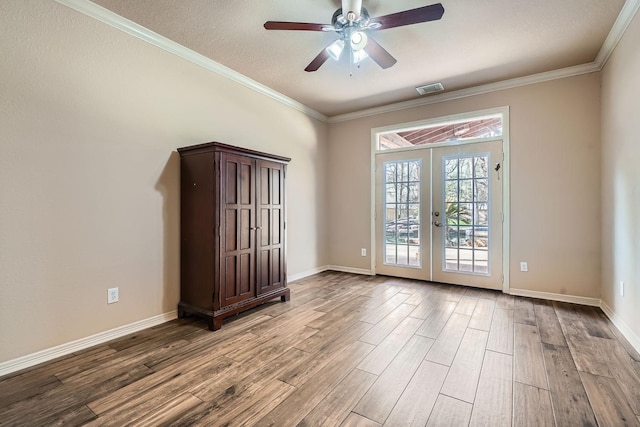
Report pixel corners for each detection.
[264,0,445,72]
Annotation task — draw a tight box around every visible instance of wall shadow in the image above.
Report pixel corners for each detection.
[155,151,181,313]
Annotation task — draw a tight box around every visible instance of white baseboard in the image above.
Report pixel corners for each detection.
[288,266,331,282]
[289,265,374,283]
[509,288,640,354]
[508,288,601,307]
[0,311,177,377]
[600,300,640,355]
[326,265,374,276]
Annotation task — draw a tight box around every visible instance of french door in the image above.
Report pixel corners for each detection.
[375,140,503,290]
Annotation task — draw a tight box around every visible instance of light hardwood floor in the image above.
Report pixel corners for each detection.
[1,272,639,426]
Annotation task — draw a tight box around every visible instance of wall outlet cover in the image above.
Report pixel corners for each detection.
[107,287,119,304]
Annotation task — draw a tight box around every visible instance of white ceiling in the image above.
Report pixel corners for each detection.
[90,0,626,117]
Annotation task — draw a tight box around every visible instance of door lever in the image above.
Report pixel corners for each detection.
[433,221,442,227]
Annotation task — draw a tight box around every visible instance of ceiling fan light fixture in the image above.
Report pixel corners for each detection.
[353,49,369,63]
[350,31,368,51]
[326,39,345,61]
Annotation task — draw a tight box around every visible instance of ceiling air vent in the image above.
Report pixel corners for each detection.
[416,83,444,96]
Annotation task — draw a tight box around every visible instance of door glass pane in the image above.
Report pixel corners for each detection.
[386,163,397,182]
[459,180,473,202]
[384,160,421,268]
[386,184,396,203]
[445,159,458,180]
[459,158,473,179]
[474,157,489,178]
[476,203,489,226]
[443,153,491,275]
[475,179,489,202]
[445,181,458,201]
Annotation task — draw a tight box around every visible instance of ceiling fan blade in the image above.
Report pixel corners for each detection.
[264,21,328,31]
[305,47,332,72]
[371,3,444,30]
[363,38,397,69]
[341,0,363,19]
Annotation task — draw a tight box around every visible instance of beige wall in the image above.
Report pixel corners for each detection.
[601,12,640,339]
[0,0,328,363]
[327,73,602,298]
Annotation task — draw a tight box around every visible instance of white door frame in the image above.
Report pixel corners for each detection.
[370,106,511,293]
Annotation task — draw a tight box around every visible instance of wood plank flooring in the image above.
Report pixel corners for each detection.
[1,272,640,426]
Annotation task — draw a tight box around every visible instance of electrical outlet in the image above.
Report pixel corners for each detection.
[520,262,528,272]
[107,287,119,304]
[620,281,624,297]
[361,248,367,257]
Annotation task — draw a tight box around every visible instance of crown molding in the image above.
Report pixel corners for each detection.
[53,0,329,123]
[595,0,640,67]
[328,62,600,123]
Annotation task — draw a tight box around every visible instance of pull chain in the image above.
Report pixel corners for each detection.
[349,47,353,77]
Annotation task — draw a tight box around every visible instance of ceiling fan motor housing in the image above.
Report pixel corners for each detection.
[342,0,363,19]
[332,7,371,31]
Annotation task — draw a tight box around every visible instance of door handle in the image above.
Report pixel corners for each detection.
[433,221,442,227]
[250,227,262,230]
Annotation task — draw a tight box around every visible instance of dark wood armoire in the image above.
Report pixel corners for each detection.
[177,142,290,330]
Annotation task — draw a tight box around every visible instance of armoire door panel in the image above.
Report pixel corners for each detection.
[225,256,237,300]
[226,161,238,204]
[261,209,270,245]
[260,167,271,205]
[272,209,281,245]
[240,163,252,205]
[225,209,237,251]
[220,153,256,306]
[272,169,281,205]
[240,208,251,250]
[256,159,285,295]
[259,249,270,290]
[272,248,281,285]
[239,253,251,295]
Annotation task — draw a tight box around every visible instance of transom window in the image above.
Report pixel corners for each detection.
[378,114,503,151]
